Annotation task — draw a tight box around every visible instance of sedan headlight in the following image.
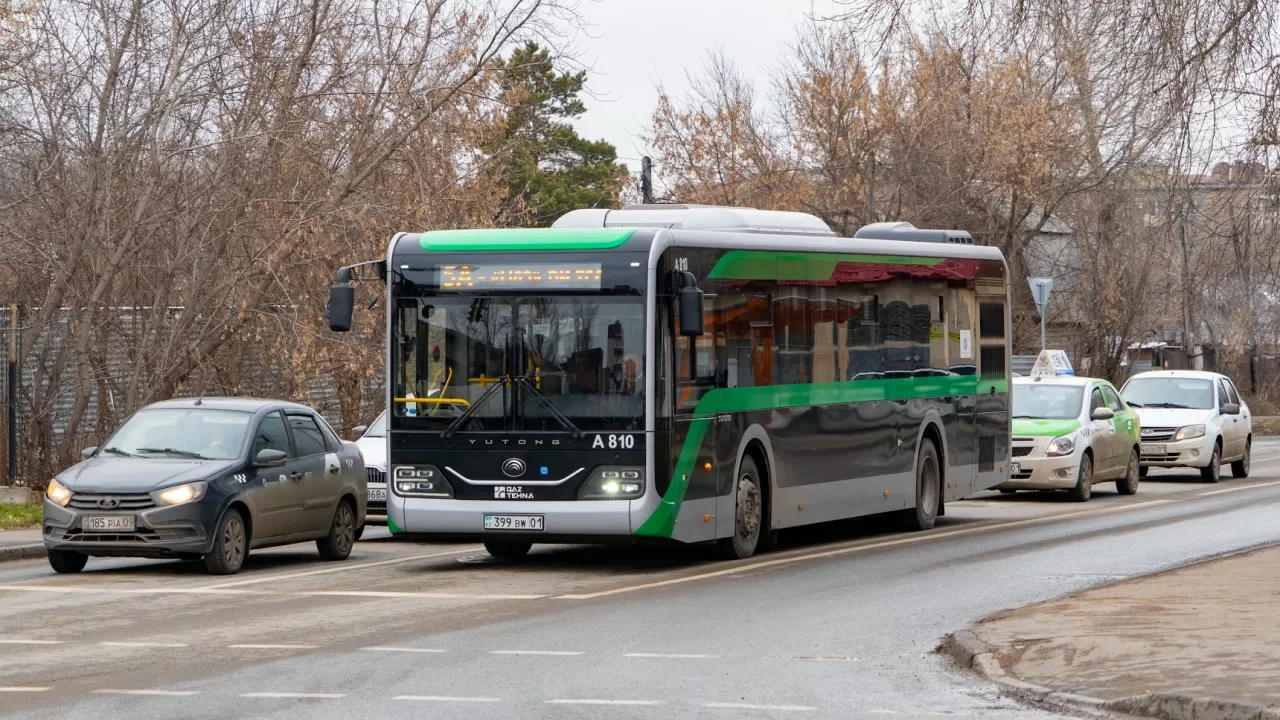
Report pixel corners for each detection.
[1175,424,1206,441]
[1045,435,1076,457]
[46,478,72,507]
[153,481,208,507]
[579,467,644,500]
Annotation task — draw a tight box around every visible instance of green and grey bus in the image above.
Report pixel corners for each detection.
[326,205,1011,560]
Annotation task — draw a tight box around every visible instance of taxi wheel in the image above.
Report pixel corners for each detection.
[1200,444,1221,483]
[1231,440,1251,478]
[204,508,248,575]
[1116,449,1140,495]
[1067,453,1092,502]
[318,500,356,561]
[484,541,532,560]
[48,549,88,574]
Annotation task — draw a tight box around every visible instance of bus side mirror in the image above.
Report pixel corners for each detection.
[678,286,704,337]
[327,282,355,332]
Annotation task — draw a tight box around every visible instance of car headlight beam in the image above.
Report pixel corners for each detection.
[46,478,72,507]
[153,481,208,507]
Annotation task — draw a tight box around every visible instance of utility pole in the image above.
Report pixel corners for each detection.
[1177,217,1197,370]
[866,150,876,221]
[640,156,654,204]
[6,303,16,486]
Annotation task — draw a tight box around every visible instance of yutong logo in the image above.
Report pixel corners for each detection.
[494,485,534,500]
[501,458,526,478]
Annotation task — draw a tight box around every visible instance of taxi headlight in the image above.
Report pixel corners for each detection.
[153,481,208,507]
[46,478,72,507]
[579,467,644,500]
[1175,424,1205,441]
[1045,435,1076,457]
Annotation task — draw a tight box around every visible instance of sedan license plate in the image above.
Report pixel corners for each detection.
[483,514,544,532]
[1142,444,1166,455]
[82,515,135,532]
[367,487,387,501]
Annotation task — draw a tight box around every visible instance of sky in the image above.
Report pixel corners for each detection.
[569,0,843,172]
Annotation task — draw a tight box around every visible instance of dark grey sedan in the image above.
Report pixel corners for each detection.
[43,398,366,575]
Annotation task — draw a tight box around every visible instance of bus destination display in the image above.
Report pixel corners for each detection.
[440,263,603,290]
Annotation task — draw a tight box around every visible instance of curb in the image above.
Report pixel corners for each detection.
[0,543,46,562]
[944,630,1280,720]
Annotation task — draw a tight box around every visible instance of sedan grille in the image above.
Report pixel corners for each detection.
[1011,446,1034,457]
[366,468,385,485]
[68,492,157,511]
[1140,427,1176,442]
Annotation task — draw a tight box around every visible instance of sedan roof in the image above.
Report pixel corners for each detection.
[143,397,315,414]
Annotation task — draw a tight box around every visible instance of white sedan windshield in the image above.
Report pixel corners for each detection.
[1121,378,1215,410]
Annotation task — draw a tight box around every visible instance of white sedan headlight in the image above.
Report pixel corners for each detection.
[1174,424,1206,441]
[1045,435,1076,457]
[153,481,208,507]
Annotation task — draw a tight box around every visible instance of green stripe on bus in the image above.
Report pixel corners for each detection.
[708,250,946,281]
[418,228,636,252]
[387,513,404,535]
[634,374,1009,538]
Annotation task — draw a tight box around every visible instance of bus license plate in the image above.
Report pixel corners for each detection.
[483,515,544,532]
[83,515,135,532]
[1142,444,1166,455]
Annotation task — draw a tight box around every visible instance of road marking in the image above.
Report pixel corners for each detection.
[548,699,662,705]
[94,689,200,696]
[363,646,449,654]
[624,653,719,659]
[0,639,63,645]
[1200,479,1280,496]
[394,695,501,703]
[491,650,584,656]
[202,547,481,589]
[242,692,346,699]
[0,585,541,601]
[229,644,318,650]
[704,702,816,711]
[100,641,189,648]
[768,656,859,662]
[0,687,50,693]
[557,498,1174,600]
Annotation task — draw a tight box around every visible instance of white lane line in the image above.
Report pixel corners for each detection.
[704,702,816,711]
[100,641,189,648]
[557,498,1174,600]
[394,695,501,703]
[0,586,541,601]
[0,639,63,645]
[490,650,584,656]
[0,687,51,693]
[1201,479,1280,496]
[363,647,449,654]
[228,644,319,650]
[242,692,346,699]
[548,699,662,706]
[202,547,480,589]
[624,653,719,659]
[94,689,200,696]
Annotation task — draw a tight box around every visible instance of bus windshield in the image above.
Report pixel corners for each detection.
[391,294,645,432]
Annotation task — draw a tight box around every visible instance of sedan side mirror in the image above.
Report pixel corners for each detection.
[255,448,288,467]
[1222,402,1241,415]
[351,425,368,439]
[1091,407,1115,421]
[81,447,98,460]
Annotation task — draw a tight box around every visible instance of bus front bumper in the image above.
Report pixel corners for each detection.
[392,497,640,538]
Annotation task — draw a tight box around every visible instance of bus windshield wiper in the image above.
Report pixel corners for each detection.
[136,447,209,460]
[514,376,584,441]
[442,379,507,440]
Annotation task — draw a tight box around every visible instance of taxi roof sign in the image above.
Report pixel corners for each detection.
[1030,349,1074,378]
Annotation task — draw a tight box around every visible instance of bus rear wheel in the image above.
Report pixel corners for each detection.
[902,439,940,531]
[717,455,763,560]
[484,540,532,560]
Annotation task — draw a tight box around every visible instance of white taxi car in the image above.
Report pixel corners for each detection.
[1000,376,1142,502]
[352,410,387,522]
[1119,370,1251,483]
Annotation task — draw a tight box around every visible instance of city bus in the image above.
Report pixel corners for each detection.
[326,205,1012,560]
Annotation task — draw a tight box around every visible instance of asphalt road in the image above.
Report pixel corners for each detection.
[3,440,1280,719]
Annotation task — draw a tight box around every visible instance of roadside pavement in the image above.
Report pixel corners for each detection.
[0,526,45,562]
[948,544,1280,720]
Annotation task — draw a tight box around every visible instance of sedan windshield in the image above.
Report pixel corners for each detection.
[102,409,251,460]
[364,411,388,438]
[1013,384,1085,420]
[1121,377,1215,410]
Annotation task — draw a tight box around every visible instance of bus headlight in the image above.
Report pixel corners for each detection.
[393,466,453,498]
[579,467,644,500]
[1045,435,1076,457]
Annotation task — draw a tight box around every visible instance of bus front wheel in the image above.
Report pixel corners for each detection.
[717,455,764,560]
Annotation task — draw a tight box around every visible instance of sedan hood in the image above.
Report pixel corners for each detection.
[355,435,387,471]
[1132,407,1214,428]
[59,456,236,492]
